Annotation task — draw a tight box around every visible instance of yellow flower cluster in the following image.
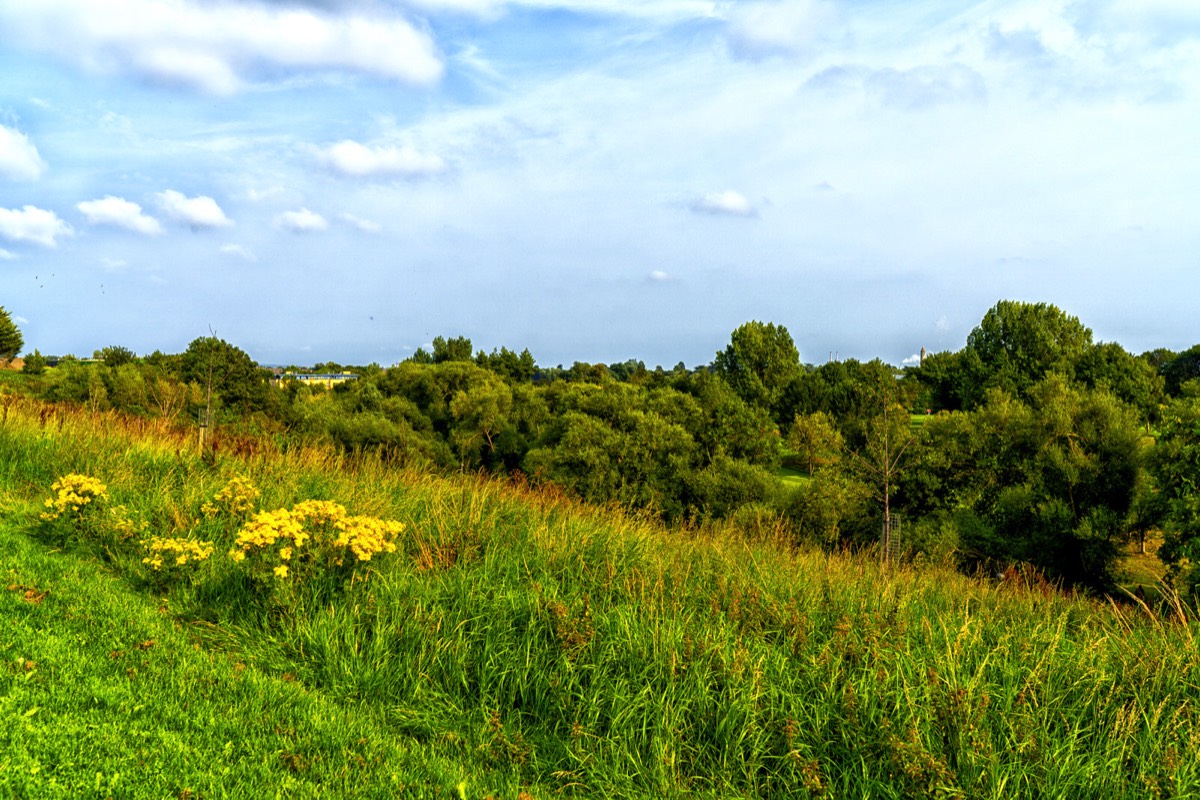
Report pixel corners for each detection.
[229,500,404,580]
[142,536,216,571]
[40,474,108,521]
[108,505,149,542]
[201,475,261,520]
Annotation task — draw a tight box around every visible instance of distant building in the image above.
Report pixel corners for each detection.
[273,373,359,389]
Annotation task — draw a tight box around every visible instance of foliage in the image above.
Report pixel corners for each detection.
[713,320,800,422]
[6,396,1198,798]
[0,305,22,363]
[141,535,216,587]
[180,335,269,415]
[787,411,843,474]
[1147,390,1200,594]
[1162,344,1200,397]
[910,377,1144,590]
[20,349,45,375]
[97,344,136,368]
[958,300,1093,408]
[200,474,260,523]
[229,500,403,599]
[432,334,474,363]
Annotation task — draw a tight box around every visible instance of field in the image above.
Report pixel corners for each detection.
[2,393,1200,798]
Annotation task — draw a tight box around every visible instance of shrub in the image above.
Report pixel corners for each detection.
[39,473,109,545]
[201,475,260,523]
[141,535,216,589]
[228,500,404,601]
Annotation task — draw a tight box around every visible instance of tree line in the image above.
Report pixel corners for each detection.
[5,300,1200,596]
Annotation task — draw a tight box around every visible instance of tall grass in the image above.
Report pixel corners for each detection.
[2,393,1199,798]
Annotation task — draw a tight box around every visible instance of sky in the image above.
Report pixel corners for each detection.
[1,0,1198,368]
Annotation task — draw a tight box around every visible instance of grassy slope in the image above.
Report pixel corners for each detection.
[0,518,518,799]
[2,394,1200,798]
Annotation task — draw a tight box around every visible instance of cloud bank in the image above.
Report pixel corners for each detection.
[0,0,444,94]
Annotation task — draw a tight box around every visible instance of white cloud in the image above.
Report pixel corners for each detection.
[318,140,446,179]
[338,213,383,233]
[275,208,328,233]
[220,243,257,262]
[0,125,47,181]
[0,248,16,260]
[865,64,987,110]
[101,257,128,269]
[0,206,73,248]
[0,0,444,95]
[407,0,714,22]
[649,270,670,281]
[690,190,756,217]
[725,0,840,59]
[902,353,922,365]
[156,190,233,229]
[77,196,163,235]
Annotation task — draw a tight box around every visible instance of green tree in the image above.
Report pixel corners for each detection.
[787,411,844,474]
[1161,344,1200,397]
[959,300,1093,408]
[0,306,23,364]
[1075,341,1164,421]
[713,320,801,421]
[98,345,136,368]
[180,336,269,417]
[449,375,514,468]
[1146,389,1200,594]
[916,377,1144,590]
[432,335,473,363]
[21,349,46,375]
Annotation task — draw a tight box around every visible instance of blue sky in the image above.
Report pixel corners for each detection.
[1,0,1198,368]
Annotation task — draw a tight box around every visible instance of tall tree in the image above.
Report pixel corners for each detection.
[1146,391,1200,593]
[0,306,23,364]
[959,300,1093,408]
[180,336,269,416]
[432,335,473,363]
[713,320,801,422]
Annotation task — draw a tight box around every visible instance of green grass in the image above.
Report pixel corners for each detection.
[0,516,508,798]
[3,394,1200,798]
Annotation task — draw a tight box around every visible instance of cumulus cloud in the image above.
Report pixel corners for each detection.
[690,190,756,217]
[338,213,382,233]
[220,243,257,262]
[317,140,446,179]
[0,125,47,181]
[275,208,328,233]
[725,0,839,59]
[156,190,233,229]
[0,206,73,248]
[0,0,444,94]
[77,196,163,235]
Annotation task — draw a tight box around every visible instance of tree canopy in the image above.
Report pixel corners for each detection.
[713,321,800,422]
[0,306,23,363]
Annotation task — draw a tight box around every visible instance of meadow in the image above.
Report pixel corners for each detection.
[2,392,1199,798]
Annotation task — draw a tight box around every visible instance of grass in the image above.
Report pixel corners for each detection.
[2,394,1200,797]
